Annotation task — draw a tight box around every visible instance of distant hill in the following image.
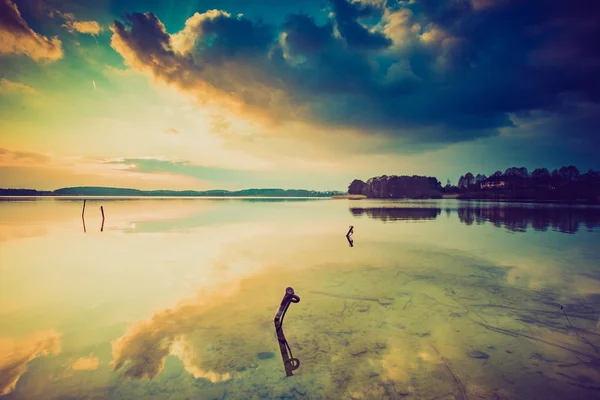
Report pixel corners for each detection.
[0,186,344,197]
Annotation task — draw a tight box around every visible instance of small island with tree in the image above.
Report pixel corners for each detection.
[347,165,600,203]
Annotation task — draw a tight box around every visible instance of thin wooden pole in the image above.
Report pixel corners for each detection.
[100,206,105,232]
[82,199,86,233]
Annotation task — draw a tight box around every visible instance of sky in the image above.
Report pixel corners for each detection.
[0,0,599,191]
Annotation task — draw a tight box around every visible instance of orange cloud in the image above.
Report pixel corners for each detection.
[58,11,103,36]
[163,128,179,134]
[70,355,100,371]
[0,148,50,166]
[0,0,63,62]
[64,20,103,36]
[0,78,36,94]
[0,330,61,395]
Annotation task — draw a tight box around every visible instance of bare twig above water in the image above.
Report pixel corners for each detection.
[82,199,86,233]
[100,205,105,232]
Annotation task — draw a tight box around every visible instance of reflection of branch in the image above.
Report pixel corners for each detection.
[100,206,105,232]
[561,304,600,354]
[430,344,467,400]
[346,225,354,247]
[274,287,300,377]
[468,317,597,360]
[309,290,393,306]
[346,235,354,247]
[82,199,86,233]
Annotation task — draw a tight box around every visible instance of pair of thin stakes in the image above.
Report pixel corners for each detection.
[81,199,105,233]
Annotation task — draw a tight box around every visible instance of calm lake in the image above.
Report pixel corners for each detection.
[1,198,600,400]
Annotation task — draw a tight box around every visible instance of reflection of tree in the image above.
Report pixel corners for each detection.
[350,207,441,222]
[456,205,600,234]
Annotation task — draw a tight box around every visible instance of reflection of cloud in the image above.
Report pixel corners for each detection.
[70,355,99,371]
[0,330,61,395]
[0,0,63,62]
[111,282,246,381]
[109,246,463,391]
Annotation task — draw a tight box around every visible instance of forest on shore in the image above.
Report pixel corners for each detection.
[348,165,600,202]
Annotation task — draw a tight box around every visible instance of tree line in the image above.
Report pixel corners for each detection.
[348,165,600,201]
[348,175,443,198]
[447,165,600,201]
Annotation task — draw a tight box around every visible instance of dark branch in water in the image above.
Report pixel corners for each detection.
[274,287,300,377]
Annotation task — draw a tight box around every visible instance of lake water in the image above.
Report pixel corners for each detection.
[1,198,600,400]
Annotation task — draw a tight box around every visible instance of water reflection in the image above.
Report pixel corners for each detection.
[350,207,441,222]
[351,203,600,233]
[106,249,600,399]
[456,205,600,234]
[1,199,600,399]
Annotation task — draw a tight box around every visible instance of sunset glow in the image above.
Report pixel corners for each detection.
[1,0,598,191]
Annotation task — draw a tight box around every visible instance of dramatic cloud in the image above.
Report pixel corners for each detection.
[0,0,63,61]
[109,0,600,150]
[0,330,61,395]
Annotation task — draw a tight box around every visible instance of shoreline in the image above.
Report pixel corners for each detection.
[455,197,600,205]
[334,193,600,205]
[331,194,368,200]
